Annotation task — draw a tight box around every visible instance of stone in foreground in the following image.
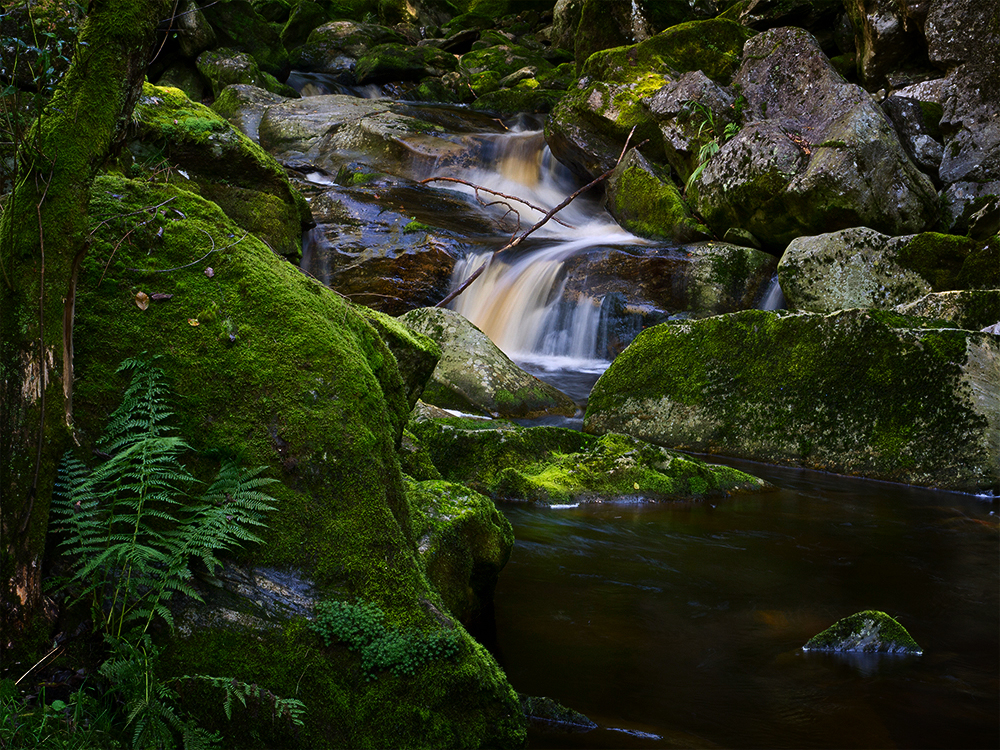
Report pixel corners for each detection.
[803,610,923,655]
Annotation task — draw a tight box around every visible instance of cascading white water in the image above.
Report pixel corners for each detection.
[422,126,642,371]
[759,274,786,311]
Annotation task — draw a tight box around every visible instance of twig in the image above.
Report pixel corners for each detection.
[436,135,648,309]
[129,231,247,273]
[14,645,63,686]
[418,176,574,228]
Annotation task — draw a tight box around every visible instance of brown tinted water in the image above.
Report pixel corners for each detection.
[491,460,999,749]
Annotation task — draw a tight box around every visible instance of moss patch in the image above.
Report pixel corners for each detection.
[803,610,923,654]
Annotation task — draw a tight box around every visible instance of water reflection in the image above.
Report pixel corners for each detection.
[492,462,999,749]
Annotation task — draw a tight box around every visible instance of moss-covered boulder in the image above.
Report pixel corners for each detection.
[605,148,709,242]
[356,42,458,84]
[894,289,1000,331]
[73,174,526,748]
[293,20,406,74]
[196,48,299,99]
[779,229,1000,313]
[129,84,310,260]
[400,307,578,419]
[545,19,752,180]
[803,610,923,654]
[407,412,770,504]
[356,306,442,409]
[280,0,328,47]
[406,478,514,625]
[201,0,291,79]
[583,308,1000,493]
[682,241,778,315]
[690,27,939,252]
[176,0,217,58]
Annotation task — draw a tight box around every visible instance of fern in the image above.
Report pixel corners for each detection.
[50,357,277,640]
[48,357,297,749]
[179,675,305,729]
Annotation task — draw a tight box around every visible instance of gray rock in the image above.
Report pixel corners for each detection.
[196,48,297,99]
[177,0,216,58]
[692,27,939,251]
[294,20,406,75]
[938,180,1000,234]
[401,307,578,419]
[646,70,736,184]
[844,0,926,89]
[895,289,1000,331]
[882,96,943,178]
[778,228,933,312]
[583,308,1000,493]
[211,83,290,143]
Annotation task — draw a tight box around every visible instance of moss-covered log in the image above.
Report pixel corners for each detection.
[0,0,171,651]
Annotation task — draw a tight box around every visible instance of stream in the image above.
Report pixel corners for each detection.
[294,95,999,747]
[491,463,999,749]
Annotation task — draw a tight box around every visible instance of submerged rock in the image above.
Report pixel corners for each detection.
[803,610,923,654]
[583,308,1000,493]
[401,307,578,420]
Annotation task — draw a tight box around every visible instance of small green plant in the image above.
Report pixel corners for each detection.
[0,677,123,749]
[51,356,277,641]
[310,600,460,681]
[42,356,303,750]
[683,99,743,194]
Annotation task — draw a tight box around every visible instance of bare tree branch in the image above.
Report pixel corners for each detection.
[436,136,649,308]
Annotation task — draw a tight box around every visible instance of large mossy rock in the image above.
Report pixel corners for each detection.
[201,0,291,79]
[545,18,752,180]
[408,412,770,504]
[130,84,310,259]
[406,478,514,625]
[195,48,298,99]
[293,20,406,75]
[583,308,1000,493]
[400,307,578,419]
[690,27,939,252]
[803,610,923,654]
[778,229,999,313]
[73,175,526,748]
[605,149,709,243]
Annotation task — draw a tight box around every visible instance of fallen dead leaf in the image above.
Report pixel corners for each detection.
[134,291,149,310]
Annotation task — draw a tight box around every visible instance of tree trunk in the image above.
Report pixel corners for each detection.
[0,0,172,651]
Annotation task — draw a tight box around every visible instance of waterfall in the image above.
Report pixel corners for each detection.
[426,125,642,369]
[759,274,786,311]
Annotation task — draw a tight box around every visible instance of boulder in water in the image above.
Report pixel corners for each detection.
[408,411,771,505]
[400,307,578,420]
[605,149,709,243]
[583,308,1000,493]
[803,610,923,654]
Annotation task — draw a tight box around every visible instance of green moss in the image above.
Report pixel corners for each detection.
[584,309,996,491]
[895,232,978,291]
[803,610,923,654]
[409,416,767,504]
[583,19,753,85]
[72,175,525,747]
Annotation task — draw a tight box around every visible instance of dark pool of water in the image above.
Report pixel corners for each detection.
[491,460,999,749]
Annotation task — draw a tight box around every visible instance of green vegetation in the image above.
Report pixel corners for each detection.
[311,600,460,680]
[803,610,923,654]
[684,98,742,193]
